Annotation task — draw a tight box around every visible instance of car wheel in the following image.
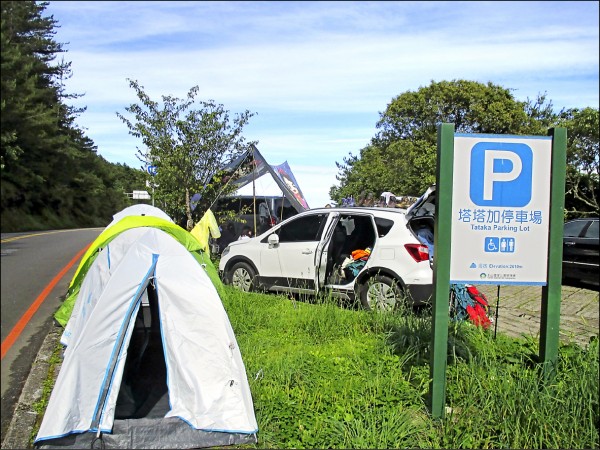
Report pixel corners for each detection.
[359,275,404,311]
[228,261,256,292]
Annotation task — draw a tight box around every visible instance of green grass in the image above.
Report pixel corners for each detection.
[222,287,599,449]
[29,339,63,445]
[30,285,598,448]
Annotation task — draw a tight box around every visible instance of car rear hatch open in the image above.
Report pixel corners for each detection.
[405,185,436,264]
[406,185,436,220]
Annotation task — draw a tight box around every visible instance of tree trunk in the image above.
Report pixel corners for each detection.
[185,188,193,231]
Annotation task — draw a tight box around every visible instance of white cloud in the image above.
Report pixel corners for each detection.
[64,26,597,112]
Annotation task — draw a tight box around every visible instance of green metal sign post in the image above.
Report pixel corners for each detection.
[540,127,567,380]
[428,125,567,418]
[428,123,455,419]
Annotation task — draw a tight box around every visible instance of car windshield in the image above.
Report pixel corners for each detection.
[585,220,598,239]
[564,220,588,237]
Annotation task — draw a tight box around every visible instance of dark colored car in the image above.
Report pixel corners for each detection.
[562,217,599,287]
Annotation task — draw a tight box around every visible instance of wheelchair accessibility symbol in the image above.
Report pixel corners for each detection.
[485,236,516,253]
[485,237,500,252]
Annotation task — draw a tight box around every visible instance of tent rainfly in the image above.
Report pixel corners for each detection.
[35,226,258,449]
[107,204,174,227]
[54,212,222,328]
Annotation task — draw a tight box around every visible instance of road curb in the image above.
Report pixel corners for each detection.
[1,324,61,449]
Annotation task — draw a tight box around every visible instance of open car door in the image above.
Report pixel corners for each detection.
[315,213,340,293]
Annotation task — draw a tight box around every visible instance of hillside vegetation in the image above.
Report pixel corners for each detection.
[1,1,146,232]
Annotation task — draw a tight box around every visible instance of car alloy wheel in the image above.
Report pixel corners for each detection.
[229,262,256,292]
[360,275,403,311]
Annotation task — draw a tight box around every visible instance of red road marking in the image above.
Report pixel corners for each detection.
[1,244,90,360]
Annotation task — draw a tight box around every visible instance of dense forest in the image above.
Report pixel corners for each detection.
[1,1,145,232]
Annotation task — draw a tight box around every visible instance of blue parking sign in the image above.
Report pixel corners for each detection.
[450,134,552,285]
[469,142,533,207]
[431,125,566,421]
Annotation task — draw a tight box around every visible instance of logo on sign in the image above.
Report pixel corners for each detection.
[469,142,533,207]
[147,165,158,176]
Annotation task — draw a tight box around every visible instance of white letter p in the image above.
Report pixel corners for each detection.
[483,150,522,201]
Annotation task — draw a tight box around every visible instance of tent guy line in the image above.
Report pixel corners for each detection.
[0,243,90,360]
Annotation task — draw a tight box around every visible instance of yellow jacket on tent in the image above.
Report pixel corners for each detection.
[191,209,221,254]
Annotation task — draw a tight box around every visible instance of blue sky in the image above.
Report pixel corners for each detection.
[45,1,599,208]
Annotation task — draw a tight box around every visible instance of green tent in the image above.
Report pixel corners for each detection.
[55,215,222,327]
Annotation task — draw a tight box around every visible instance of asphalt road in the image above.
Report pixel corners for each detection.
[0,228,102,442]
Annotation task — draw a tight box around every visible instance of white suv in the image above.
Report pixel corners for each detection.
[218,187,436,310]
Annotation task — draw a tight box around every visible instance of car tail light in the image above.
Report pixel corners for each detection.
[404,243,430,262]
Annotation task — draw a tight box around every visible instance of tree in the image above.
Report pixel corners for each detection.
[559,107,599,218]
[331,80,561,203]
[1,1,143,232]
[1,0,83,222]
[1,1,73,170]
[117,79,256,229]
[330,139,436,203]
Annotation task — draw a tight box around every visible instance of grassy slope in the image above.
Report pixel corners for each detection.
[223,287,599,449]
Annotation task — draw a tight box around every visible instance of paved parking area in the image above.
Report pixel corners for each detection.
[478,283,599,346]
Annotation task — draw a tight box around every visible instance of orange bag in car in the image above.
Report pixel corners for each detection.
[351,248,371,261]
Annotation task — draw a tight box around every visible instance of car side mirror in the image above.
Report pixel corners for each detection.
[268,233,279,248]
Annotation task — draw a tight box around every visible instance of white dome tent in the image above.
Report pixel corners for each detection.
[35,225,258,449]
